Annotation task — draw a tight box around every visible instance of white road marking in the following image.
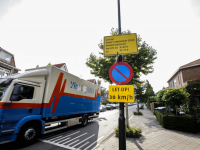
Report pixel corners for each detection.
[56,137,70,144]
[49,131,80,142]
[77,142,89,149]
[83,136,104,150]
[62,133,87,145]
[72,134,95,148]
[40,139,78,150]
[45,130,73,140]
[67,139,79,146]
[129,115,133,120]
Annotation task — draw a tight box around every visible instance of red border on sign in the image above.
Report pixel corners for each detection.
[109,62,133,85]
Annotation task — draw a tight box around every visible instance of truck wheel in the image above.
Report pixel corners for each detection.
[17,123,39,147]
[81,115,88,127]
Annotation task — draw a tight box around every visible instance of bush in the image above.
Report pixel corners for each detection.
[115,126,142,138]
[133,111,143,115]
[155,111,200,133]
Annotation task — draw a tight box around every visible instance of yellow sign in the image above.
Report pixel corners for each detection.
[104,34,138,56]
[109,85,134,103]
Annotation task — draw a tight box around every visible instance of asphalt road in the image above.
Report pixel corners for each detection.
[0,104,138,150]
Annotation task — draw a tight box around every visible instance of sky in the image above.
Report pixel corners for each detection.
[0,0,200,93]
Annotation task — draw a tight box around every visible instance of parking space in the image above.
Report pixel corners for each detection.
[40,130,104,150]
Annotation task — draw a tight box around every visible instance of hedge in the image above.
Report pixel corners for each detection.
[115,126,142,138]
[155,111,200,133]
[133,111,143,115]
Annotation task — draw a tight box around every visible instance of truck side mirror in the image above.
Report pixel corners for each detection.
[10,84,21,101]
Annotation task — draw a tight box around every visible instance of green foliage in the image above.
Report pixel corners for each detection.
[144,80,155,98]
[47,62,52,66]
[156,89,167,104]
[134,81,146,102]
[102,101,108,105]
[133,111,143,115]
[155,111,164,126]
[97,79,106,96]
[115,126,142,138]
[185,80,200,117]
[147,96,157,109]
[163,88,189,106]
[155,111,200,133]
[85,28,157,85]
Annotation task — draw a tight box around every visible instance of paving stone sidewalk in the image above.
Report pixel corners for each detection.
[96,106,200,150]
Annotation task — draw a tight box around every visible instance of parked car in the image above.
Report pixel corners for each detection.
[115,104,119,108]
[100,105,106,112]
[128,103,134,106]
[153,107,166,115]
[106,104,113,110]
[111,104,117,109]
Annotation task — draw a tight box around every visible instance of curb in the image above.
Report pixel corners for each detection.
[95,114,134,150]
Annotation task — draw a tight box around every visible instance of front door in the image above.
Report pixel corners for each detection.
[1,84,37,130]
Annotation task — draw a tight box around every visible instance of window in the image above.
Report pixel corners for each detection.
[18,85,34,100]
[178,75,181,86]
[170,82,172,88]
[0,67,10,78]
[0,50,11,62]
[173,80,176,88]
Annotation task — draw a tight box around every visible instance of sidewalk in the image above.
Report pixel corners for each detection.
[97,106,200,150]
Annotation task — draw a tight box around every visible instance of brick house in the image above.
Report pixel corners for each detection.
[87,79,96,84]
[0,47,21,78]
[53,63,68,72]
[167,58,200,88]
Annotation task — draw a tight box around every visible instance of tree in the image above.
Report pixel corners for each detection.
[185,80,200,117]
[86,28,157,127]
[163,88,189,115]
[157,89,168,113]
[134,82,145,113]
[144,80,155,100]
[86,28,157,86]
[47,62,52,66]
[97,79,106,99]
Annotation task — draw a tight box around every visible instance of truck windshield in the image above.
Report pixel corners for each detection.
[0,86,9,101]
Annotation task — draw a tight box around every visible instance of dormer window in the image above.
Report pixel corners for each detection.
[0,51,11,62]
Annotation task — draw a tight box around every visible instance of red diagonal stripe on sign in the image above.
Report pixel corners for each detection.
[114,67,128,80]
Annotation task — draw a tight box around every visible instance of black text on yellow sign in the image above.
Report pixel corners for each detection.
[109,85,134,103]
[104,34,138,56]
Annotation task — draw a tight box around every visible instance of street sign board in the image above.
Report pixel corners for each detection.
[109,85,134,103]
[109,62,133,85]
[104,34,138,56]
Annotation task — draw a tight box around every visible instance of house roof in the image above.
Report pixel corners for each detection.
[180,58,200,68]
[87,79,96,84]
[167,58,200,82]
[53,63,65,68]
[0,47,14,56]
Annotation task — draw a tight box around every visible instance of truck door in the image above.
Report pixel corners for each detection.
[1,83,40,126]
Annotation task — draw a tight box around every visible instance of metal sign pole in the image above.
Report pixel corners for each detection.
[117,0,126,150]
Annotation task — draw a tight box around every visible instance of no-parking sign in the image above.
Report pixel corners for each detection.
[109,62,133,85]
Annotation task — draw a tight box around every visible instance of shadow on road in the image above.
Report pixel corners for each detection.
[0,120,101,150]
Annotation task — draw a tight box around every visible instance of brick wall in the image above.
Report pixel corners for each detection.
[0,56,15,67]
[13,69,18,74]
[182,66,200,83]
[168,72,183,89]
